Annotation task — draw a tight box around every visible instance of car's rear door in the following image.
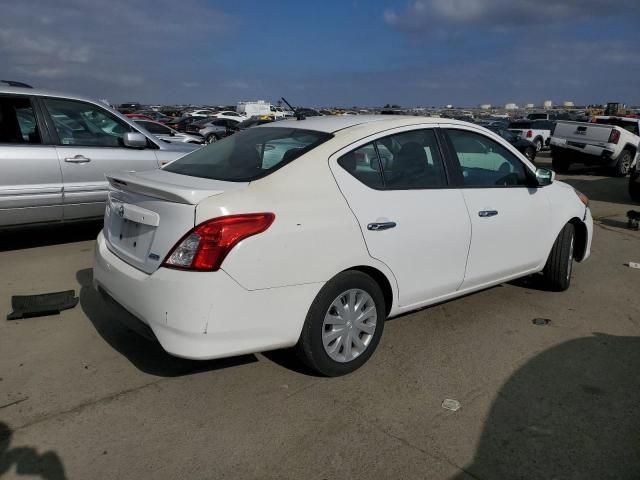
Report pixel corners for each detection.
[441,125,551,289]
[0,94,63,227]
[41,97,161,220]
[330,126,471,307]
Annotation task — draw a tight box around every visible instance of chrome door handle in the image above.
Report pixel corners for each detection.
[65,155,91,163]
[478,210,498,217]
[367,221,397,231]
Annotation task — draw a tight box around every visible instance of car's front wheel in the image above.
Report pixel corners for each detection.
[206,134,218,144]
[296,271,386,376]
[542,223,575,292]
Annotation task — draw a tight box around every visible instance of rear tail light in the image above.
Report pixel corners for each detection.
[608,129,620,144]
[162,213,275,271]
[526,130,533,138]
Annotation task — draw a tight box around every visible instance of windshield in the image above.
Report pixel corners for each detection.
[163,127,332,181]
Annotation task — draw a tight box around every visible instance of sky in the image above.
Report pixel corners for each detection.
[1,0,639,107]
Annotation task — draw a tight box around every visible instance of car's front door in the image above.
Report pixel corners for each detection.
[0,94,63,227]
[41,98,161,220]
[330,127,472,307]
[442,126,551,289]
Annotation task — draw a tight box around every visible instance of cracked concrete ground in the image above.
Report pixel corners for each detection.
[1,153,639,479]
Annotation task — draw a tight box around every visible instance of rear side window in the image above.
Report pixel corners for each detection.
[164,127,332,181]
[0,96,41,144]
[338,129,447,189]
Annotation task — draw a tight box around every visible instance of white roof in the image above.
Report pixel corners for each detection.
[261,114,453,134]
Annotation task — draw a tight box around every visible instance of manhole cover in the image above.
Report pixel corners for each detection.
[532,318,551,326]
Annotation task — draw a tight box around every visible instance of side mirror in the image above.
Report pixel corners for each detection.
[123,132,147,149]
[536,167,555,186]
[169,131,176,137]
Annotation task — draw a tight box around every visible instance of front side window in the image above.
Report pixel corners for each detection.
[44,98,133,147]
[0,96,41,144]
[338,129,447,189]
[164,127,331,181]
[447,129,529,187]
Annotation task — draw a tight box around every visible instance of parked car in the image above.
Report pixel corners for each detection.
[185,109,216,118]
[125,113,155,122]
[0,85,199,229]
[135,110,173,124]
[550,116,640,176]
[118,102,141,114]
[229,116,275,132]
[93,116,592,376]
[166,116,202,133]
[486,126,537,161]
[134,120,203,144]
[508,120,554,152]
[186,118,240,144]
[211,110,246,122]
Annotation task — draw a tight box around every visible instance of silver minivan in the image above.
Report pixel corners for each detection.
[0,84,200,228]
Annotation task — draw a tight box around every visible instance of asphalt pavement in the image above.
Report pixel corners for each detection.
[1,153,639,479]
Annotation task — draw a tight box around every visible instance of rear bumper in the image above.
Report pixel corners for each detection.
[93,232,323,360]
[550,138,616,165]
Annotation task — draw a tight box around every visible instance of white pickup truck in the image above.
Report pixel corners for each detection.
[508,120,555,152]
[550,116,640,176]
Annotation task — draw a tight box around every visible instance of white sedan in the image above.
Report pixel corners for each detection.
[94,116,593,376]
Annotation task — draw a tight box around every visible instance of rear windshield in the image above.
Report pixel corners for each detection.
[163,127,332,182]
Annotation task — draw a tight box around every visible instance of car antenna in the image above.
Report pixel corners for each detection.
[282,96,305,120]
[1,80,33,88]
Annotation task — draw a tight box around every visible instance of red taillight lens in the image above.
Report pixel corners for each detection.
[608,129,620,144]
[162,213,275,271]
[526,130,533,138]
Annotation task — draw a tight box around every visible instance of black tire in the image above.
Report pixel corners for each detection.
[524,146,536,162]
[533,137,543,152]
[612,149,632,177]
[542,223,575,292]
[551,152,570,173]
[630,171,640,202]
[205,134,218,144]
[296,271,386,377]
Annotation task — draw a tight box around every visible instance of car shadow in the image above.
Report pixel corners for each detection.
[450,333,640,479]
[0,221,103,252]
[0,422,67,480]
[76,268,257,377]
[559,175,636,207]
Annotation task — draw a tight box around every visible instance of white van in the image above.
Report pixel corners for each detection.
[237,101,285,119]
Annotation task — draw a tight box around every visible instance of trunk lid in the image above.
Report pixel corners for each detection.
[104,169,247,274]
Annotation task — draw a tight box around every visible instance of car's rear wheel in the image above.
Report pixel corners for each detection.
[296,271,386,376]
[542,223,575,292]
[206,134,218,144]
[524,146,536,162]
[612,149,632,177]
[534,137,543,152]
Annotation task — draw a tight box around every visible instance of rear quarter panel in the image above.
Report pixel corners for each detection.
[194,140,398,296]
